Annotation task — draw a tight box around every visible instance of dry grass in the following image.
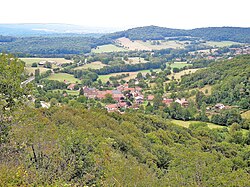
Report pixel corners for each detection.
[116,37,152,51]
[124,57,148,64]
[91,44,127,53]
[241,110,250,119]
[21,58,72,67]
[138,40,184,50]
[25,67,50,74]
[74,61,107,70]
[171,120,225,129]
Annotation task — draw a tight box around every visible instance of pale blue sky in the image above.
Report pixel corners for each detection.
[1,0,249,29]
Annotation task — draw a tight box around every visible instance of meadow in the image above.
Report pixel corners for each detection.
[74,61,107,70]
[47,73,80,83]
[98,69,160,82]
[205,41,241,47]
[20,58,72,66]
[91,44,127,53]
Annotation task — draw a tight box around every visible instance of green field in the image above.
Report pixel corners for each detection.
[25,67,50,74]
[168,61,191,69]
[167,68,199,80]
[53,89,79,96]
[91,44,128,53]
[47,73,80,83]
[98,69,161,82]
[205,41,241,47]
[74,61,107,70]
[171,120,225,129]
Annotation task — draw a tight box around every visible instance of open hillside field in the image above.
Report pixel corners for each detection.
[199,85,213,95]
[116,37,152,51]
[91,44,128,53]
[137,40,184,50]
[171,120,225,129]
[25,67,50,74]
[168,68,199,80]
[98,69,160,82]
[74,61,107,70]
[205,41,242,47]
[241,110,250,119]
[53,89,79,96]
[20,58,72,67]
[168,61,191,69]
[47,73,80,83]
[125,57,148,64]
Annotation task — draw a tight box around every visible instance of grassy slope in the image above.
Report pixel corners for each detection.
[91,44,127,53]
[74,61,107,70]
[47,73,80,83]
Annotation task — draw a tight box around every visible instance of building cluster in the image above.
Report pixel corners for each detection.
[80,83,190,113]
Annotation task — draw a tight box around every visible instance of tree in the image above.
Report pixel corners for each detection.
[0,54,28,143]
[31,62,38,67]
[103,94,115,104]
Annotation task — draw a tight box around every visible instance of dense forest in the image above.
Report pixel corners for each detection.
[180,55,250,108]
[0,36,110,56]
[105,26,250,43]
[1,52,250,186]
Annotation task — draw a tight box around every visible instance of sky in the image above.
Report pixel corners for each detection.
[1,0,249,29]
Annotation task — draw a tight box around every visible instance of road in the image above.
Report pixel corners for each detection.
[21,76,35,87]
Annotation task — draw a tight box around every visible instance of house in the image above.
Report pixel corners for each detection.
[147,95,154,101]
[162,98,173,106]
[215,103,225,110]
[67,83,76,90]
[135,96,143,104]
[105,104,119,112]
[38,61,46,65]
[175,98,189,107]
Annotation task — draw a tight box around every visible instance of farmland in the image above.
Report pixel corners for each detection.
[74,61,107,70]
[47,73,80,83]
[171,119,225,129]
[116,37,152,51]
[137,40,185,50]
[205,41,242,47]
[168,68,199,80]
[98,69,160,82]
[168,61,191,69]
[91,44,127,53]
[20,58,72,66]
[125,57,148,64]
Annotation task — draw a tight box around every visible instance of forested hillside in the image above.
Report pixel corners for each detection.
[105,26,250,43]
[0,37,110,56]
[1,54,250,186]
[180,55,250,108]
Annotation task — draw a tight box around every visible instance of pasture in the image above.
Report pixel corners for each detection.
[241,110,250,119]
[74,61,107,70]
[25,67,51,74]
[125,57,148,64]
[205,41,241,47]
[138,40,184,50]
[91,44,127,53]
[168,68,199,80]
[168,61,191,69]
[171,120,225,129]
[98,69,160,82]
[47,73,80,83]
[116,37,151,51]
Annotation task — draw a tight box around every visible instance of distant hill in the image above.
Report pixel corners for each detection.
[105,25,250,43]
[0,23,119,37]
